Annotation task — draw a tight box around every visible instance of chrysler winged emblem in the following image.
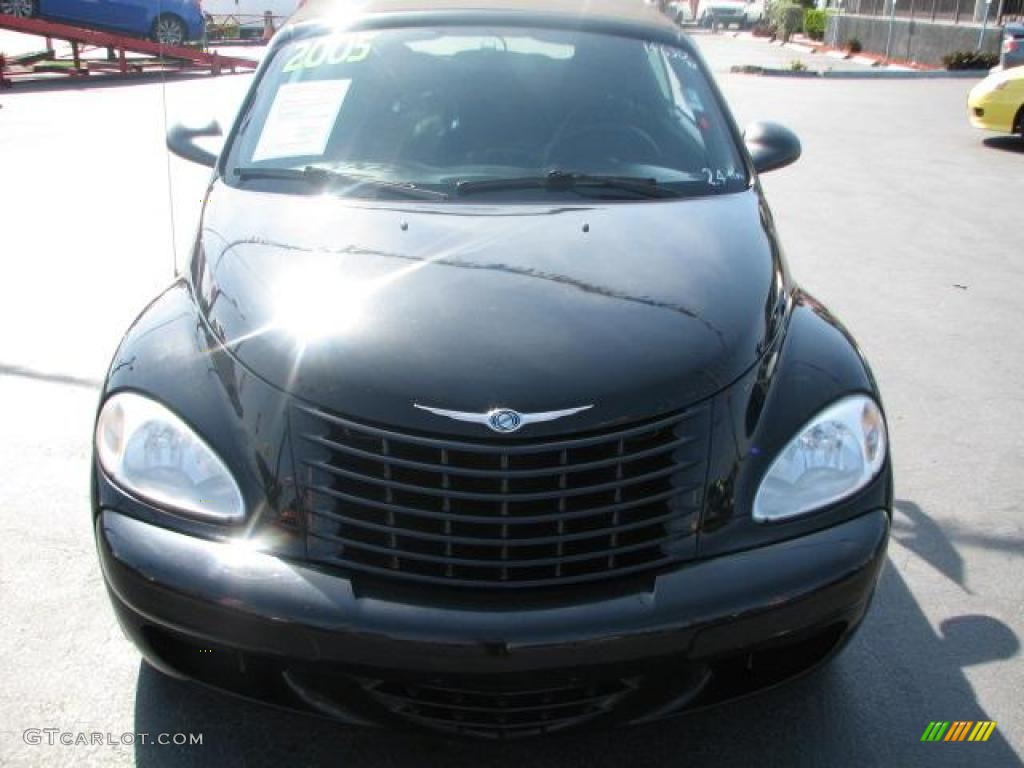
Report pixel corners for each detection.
[414,404,593,434]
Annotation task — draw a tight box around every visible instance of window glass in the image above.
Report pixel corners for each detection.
[226,27,748,199]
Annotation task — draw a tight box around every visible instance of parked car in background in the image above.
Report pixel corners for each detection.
[744,0,765,26]
[0,0,206,44]
[696,0,749,28]
[1002,23,1024,71]
[968,65,1024,139]
[666,0,694,23]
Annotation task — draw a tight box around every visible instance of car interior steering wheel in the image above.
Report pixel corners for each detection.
[543,122,662,169]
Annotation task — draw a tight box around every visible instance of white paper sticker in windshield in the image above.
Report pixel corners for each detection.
[252,79,351,162]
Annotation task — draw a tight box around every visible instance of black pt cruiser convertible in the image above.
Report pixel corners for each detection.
[93,0,892,739]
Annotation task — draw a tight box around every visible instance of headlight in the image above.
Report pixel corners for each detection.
[95,392,244,523]
[753,395,887,522]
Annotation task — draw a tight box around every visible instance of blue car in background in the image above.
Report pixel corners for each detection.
[1004,23,1024,71]
[0,0,206,45]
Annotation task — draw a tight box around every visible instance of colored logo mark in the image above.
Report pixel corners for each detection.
[921,721,997,742]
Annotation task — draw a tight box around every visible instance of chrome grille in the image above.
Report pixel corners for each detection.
[293,403,710,589]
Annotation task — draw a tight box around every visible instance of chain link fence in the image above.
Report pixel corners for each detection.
[836,0,1021,24]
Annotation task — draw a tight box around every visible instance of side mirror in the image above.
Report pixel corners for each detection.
[167,119,224,168]
[744,121,802,174]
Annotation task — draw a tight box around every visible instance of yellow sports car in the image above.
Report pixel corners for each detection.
[968,66,1024,137]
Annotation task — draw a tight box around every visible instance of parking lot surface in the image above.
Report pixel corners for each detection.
[0,30,1021,768]
[693,29,893,73]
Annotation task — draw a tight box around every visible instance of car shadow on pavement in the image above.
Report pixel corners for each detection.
[982,136,1024,154]
[891,499,968,590]
[892,498,1024,589]
[133,558,1021,768]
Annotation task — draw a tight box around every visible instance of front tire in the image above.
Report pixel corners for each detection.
[0,0,36,17]
[152,14,187,46]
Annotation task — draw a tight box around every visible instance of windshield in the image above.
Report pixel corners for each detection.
[225,26,749,201]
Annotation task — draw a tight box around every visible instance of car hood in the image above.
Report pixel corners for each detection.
[193,181,787,437]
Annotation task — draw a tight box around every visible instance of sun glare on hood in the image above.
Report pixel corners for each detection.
[271,266,377,344]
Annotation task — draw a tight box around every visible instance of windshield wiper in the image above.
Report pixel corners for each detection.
[233,166,449,200]
[454,170,681,198]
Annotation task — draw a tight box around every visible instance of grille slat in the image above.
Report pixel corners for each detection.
[556,448,568,579]
[610,437,625,570]
[308,494,682,545]
[388,709,597,735]
[304,551,689,589]
[294,403,709,590]
[380,680,605,698]
[296,403,692,454]
[381,438,398,570]
[304,432,697,478]
[500,453,510,582]
[357,676,637,738]
[302,458,693,502]
[308,530,692,569]
[441,448,453,578]
[307,481,695,526]
[374,693,616,715]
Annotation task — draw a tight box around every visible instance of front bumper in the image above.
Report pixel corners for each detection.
[98,506,889,735]
[968,89,1018,133]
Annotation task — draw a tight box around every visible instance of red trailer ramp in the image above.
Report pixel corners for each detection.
[0,12,258,87]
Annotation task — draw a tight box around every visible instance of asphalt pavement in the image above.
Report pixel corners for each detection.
[0,30,1021,768]
[692,28,896,73]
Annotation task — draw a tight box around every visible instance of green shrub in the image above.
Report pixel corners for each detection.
[770,2,805,41]
[803,9,827,41]
[942,50,999,70]
[789,59,809,71]
[846,37,863,53]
